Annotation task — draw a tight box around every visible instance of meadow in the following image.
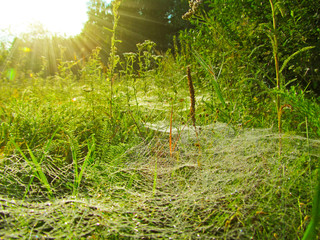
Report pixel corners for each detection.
[1,0,320,238]
[0,41,320,239]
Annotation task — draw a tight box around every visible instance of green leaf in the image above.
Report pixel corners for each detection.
[284,78,298,88]
[275,2,286,17]
[193,50,226,107]
[302,165,320,240]
[27,146,53,197]
[77,137,95,191]
[280,46,315,73]
[11,140,53,199]
[104,26,114,33]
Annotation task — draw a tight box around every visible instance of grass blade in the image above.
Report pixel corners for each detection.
[27,146,53,198]
[169,105,173,157]
[23,175,35,200]
[302,165,320,240]
[77,137,95,191]
[280,46,315,74]
[72,135,95,197]
[11,141,53,199]
[71,141,79,196]
[153,158,157,197]
[11,129,59,199]
[193,50,226,107]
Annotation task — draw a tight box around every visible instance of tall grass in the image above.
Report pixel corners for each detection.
[71,135,95,197]
[302,169,320,240]
[11,128,59,200]
[107,0,122,119]
[193,50,226,108]
[266,0,315,155]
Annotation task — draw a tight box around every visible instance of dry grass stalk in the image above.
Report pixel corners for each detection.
[169,105,189,157]
[187,66,196,128]
[278,104,293,155]
[169,105,173,157]
[187,66,201,167]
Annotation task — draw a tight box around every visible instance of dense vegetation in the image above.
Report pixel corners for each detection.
[0,0,320,239]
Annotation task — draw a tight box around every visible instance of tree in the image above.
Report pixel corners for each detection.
[81,0,114,64]
[181,0,320,94]
[82,0,191,56]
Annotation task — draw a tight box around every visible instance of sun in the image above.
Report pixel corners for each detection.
[0,0,89,37]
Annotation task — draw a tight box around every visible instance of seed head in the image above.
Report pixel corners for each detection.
[182,0,203,20]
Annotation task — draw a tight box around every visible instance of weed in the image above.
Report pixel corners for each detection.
[122,52,137,105]
[107,0,122,119]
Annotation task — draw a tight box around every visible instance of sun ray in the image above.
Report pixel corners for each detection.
[0,0,91,37]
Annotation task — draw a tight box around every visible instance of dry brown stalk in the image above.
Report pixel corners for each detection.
[169,105,173,157]
[187,66,201,167]
[187,66,196,128]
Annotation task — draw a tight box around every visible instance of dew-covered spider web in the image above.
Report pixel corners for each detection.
[1,122,319,239]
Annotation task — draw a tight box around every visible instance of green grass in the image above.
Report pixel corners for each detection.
[0,49,319,239]
[11,130,58,200]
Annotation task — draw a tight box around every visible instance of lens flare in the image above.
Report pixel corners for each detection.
[21,47,31,52]
[6,68,16,80]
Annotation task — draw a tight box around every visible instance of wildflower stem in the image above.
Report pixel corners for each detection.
[108,0,122,119]
[269,0,282,156]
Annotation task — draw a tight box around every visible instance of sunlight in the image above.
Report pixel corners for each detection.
[0,0,92,37]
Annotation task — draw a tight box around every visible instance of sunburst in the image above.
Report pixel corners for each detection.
[0,0,91,37]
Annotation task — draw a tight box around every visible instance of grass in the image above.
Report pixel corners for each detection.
[71,134,95,197]
[0,47,319,239]
[11,133,57,200]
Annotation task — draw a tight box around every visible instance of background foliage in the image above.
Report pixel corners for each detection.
[178,0,320,94]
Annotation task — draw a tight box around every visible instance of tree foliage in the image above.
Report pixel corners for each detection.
[1,0,319,95]
[180,0,320,93]
[82,0,191,54]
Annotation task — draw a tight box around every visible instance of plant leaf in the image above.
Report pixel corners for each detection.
[27,145,53,197]
[280,46,315,73]
[11,140,53,199]
[275,2,286,17]
[193,50,226,107]
[77,137,95,191]
[302,168,320,240]
[104,26,114,33]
